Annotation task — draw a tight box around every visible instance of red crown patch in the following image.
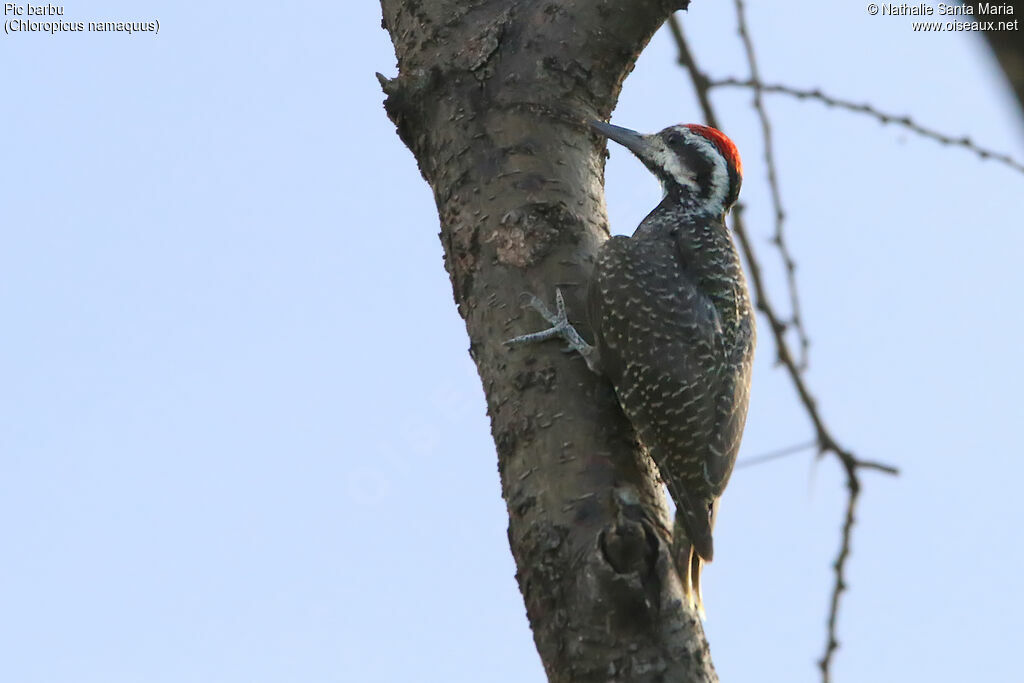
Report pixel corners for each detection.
[684,124,743,177]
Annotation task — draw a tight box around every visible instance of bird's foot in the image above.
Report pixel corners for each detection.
[505,288,599,372]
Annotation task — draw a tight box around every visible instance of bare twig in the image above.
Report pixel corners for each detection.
[853,458,900,476]
[736,439,816,469]
[708,77,1024,175]
[822,469,859,682]
[667,14,900,683]
[732,0,810,370]
[666,17,714,119]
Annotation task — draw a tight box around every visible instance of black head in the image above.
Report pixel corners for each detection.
[590,121,743,217]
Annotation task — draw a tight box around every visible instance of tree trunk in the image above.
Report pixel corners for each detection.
[378,2,717,680]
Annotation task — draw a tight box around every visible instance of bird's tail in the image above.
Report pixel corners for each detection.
[676,493,716,562]
[672,514,705,619]
[672,502,717,619]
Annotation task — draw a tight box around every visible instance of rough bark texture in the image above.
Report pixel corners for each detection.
[379,2,717,680]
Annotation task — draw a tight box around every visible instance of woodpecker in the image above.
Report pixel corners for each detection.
[507,120,755,616]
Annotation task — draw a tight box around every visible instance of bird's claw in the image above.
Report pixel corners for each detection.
[505,288,569,347]
[505,288,598,373]
[519,289,567,327]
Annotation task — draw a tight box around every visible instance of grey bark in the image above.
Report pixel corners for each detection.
[378,2,717,680]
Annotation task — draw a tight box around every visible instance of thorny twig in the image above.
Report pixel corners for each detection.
[667,14,899,683]
[732,0,810,371]
[708,77,1024,176]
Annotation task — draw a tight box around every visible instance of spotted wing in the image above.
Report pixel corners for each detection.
[589,235,737,558]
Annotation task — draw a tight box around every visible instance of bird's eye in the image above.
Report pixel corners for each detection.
[667,132,682,146]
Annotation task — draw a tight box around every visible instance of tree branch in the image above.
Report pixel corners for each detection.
[709,78,1024,175]
[731,0,809,370]
[667,14,899,683]
[735,439,816,469]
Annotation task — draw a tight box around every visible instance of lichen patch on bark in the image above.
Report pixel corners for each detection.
[492,202,583,268]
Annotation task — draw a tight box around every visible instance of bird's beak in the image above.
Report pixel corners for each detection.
[588,121,650,158]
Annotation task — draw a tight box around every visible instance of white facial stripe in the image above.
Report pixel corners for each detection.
[684,132,731,211]
[646,136,699,196]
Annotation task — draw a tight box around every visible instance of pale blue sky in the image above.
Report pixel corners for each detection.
[2,2,1022,682]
